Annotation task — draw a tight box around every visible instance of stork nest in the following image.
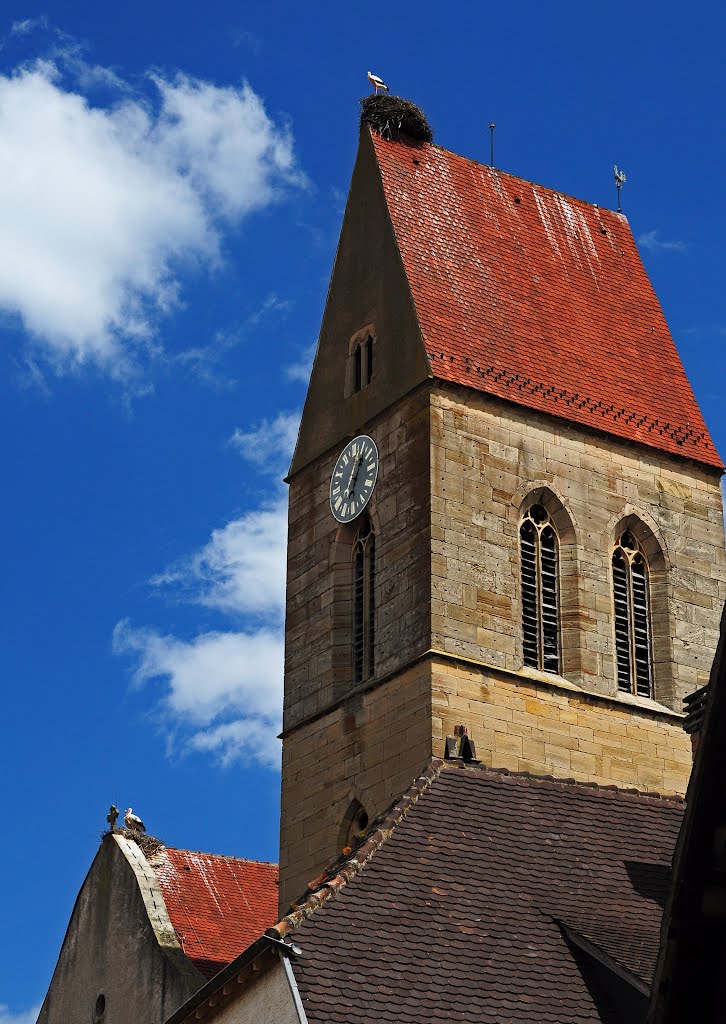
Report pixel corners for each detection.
[360,94,433,144]
[105,826,165,859]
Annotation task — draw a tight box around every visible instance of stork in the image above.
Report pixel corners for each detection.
[124,807,146,833]
[367,71,389,95]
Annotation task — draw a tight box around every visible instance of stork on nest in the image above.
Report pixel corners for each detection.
[124,807,146,832]
[360,94,433,144]
[367,71,389,95]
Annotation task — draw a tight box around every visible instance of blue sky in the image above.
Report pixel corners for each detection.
[2,1,726,1018]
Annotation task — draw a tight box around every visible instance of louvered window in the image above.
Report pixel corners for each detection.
[520,504,560,673]
[353,519,375,684]
[612,531,652,697]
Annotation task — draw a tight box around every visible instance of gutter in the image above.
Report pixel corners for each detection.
[281,951,309,1024]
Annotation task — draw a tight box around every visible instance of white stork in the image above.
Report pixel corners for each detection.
[124,807,146,832]
[367,71,389,95]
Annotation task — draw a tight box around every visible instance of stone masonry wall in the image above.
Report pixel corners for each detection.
[430,386,726,709]
[284,386,431,733]
[279,659,432,912]
[431,654,692,796]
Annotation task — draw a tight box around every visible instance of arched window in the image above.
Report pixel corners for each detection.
[338,798,370,851]
[353,517,375,684]
[351,335,374,394]
[612,530,652,697]
[520,503,559,674]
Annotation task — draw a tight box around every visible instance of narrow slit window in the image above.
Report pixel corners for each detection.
[350,334,374,395]
[612,531,653,697]
[353,518,375,684]
[353,343,362,393]
[520,504,560,674]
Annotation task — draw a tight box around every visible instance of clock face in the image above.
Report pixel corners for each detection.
[330,435,379,523]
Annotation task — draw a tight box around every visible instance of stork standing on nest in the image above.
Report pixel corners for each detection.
[124,807,146,833]
[367,71,389,95]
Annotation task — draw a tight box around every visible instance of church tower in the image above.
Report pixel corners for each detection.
[279,109,726,909]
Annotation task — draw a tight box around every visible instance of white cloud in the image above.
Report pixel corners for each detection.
[114,621,282,725]
[637,230,687,253]
[229,411,300,474]
[117,484,289,767]
[0,1005,41,1024]
[285,341,316,383]
[152,500,288,617]
[188,718,280,768]
[0,58,304,374]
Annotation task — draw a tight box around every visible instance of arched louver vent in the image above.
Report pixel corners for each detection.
[612,531,653,697]
[520,504,560,674]
[353,518,375,684]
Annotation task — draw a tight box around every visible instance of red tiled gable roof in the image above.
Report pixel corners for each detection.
[370,132,721,469]
[153,848,278,980]
[283,764,683,1024]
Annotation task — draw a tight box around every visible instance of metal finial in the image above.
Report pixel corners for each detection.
[489,123,496,167]
[106,805,119,831]
[614,164,627,212]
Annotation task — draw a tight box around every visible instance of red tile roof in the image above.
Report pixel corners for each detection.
[278,763,683,1024]
[153,848,278,980]
[370,132,721,469]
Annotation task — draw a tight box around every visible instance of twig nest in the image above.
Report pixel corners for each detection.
[360,95,433,144]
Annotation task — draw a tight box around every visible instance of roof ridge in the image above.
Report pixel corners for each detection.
[446,762,685,805]
[371,129,626,217]
[267,759,446,939]
[164,847,277,868]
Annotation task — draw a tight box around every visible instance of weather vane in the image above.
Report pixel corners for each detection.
[614,164,627,212]
[489,123,496,167]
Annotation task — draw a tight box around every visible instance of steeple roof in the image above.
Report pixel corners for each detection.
[370,131,721,469]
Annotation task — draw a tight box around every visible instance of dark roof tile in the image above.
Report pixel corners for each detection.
[289,766,682,1024]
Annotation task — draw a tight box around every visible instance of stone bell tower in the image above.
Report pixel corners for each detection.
[278,101,726,910]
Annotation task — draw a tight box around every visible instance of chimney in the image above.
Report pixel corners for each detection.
[683,685,709,758]
[444,724,480,764]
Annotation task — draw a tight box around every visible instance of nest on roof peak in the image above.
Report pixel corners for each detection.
[105,825,165,859]
[360,94,433,144]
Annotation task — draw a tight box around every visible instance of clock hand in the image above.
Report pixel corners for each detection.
[345,456,362,497]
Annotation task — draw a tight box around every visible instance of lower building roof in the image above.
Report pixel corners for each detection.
[152,847,279,979]
[280,763,683,1024]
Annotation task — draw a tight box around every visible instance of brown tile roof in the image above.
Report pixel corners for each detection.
[152,848,278,979]
[370,132,721,469]
[279,763,682,1024]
